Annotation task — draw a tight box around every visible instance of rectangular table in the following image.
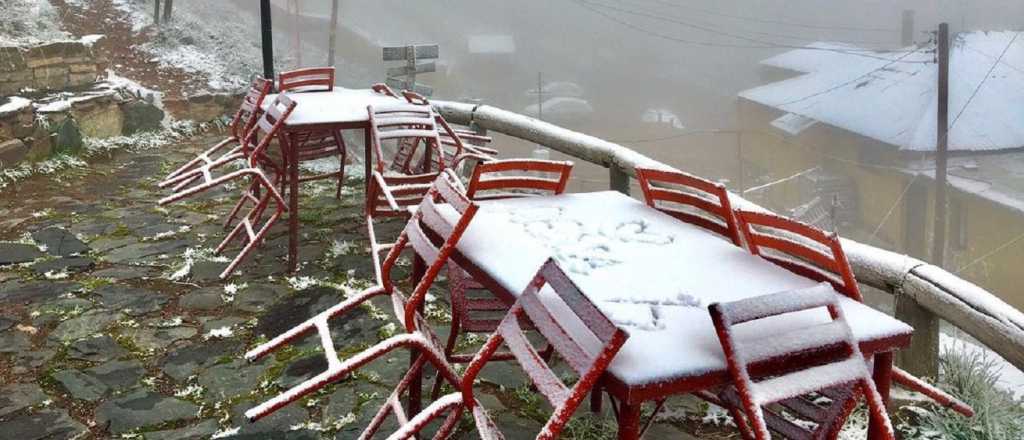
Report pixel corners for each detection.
[260,88,399,272]
[440,191,913,439]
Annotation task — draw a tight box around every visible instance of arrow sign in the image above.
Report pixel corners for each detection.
[387,61,436,77]
[382,44,439,61]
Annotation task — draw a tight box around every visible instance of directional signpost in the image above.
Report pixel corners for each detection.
[383,44,438,96]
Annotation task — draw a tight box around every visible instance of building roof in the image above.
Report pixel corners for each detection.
[740,31,1024,152]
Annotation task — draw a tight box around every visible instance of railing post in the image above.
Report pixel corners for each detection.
[895,293,940,378]
[610,164,630,195]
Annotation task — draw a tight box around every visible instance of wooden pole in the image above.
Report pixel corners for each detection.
[901,10,915,46]
[260,0,275,85]
[327,0,339,67]
[163,0,173,22]
[154,0,161,25]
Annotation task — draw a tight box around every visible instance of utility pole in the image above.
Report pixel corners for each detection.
[154,0,161,26]
[163,0,173,23]
[260,0,275,84]
[327,0,339,67]
[933,22,950,269]
[901,10,915,46]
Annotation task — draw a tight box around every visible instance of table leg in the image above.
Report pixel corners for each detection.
[617,401,643,440]
[868,351,894,440]
[287,133,300,273]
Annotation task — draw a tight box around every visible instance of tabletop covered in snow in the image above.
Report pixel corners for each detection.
[261,88,399,127]
[447,191,913,386]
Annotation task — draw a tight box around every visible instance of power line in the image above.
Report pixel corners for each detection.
[575,0,926,60]
[631,0,900,34]
[947,32,1020,133]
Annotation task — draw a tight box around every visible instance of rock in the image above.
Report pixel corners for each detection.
[125,326,197,351]
[0,280,79,304]
[68,335,127,362]
[94,390,199,434]
[254,287,344,338]
[49,309,117,342]
[188,260,229,283]
[30,256,95,275]
[230,401,310,437]
[53,369,108,401]
[231,283,288,313]
[0,383,48,418]
[95,285,168,316]
[199,316,244,334]
[87,359,145,390]
[276,354,329,389]
[160,339,241,381]
[101,240,188,264]
[0,329,32,353]
[197,359,270,402]
[0,243,44,266]
[31,227,89,256]
[91,264,159,280]
[179,287,224,311]
[52,117,83,155]
[0,138,28,169]
[0,315,14,331]
[121,100,164,135]
[144,419,220,440]
[0,409,87,440]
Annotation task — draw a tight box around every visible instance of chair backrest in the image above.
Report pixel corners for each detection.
[230,77,272,140]
[367,103,445,174]
[376,170,477,330]
[243,94,297,170]
[636,166,741,246]
[461,258,629,439]
[466,159,573,201]
[708,283,892,440]
[277,67,334,92]
[736,210,862,302]
[371,82,399,98]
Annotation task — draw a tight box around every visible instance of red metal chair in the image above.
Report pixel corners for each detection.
[365,102,448,284]
[277,66,335,92]
[158,95,294,279]
[160,76,272,188]
[434,158,574,396]
[389,90,497,175]
[735,210,975,420]
[363,258,629,440]
[636,166,742,246]
[708,283,895,440]
[243,170,478,422]
[371,82,399,98]
[736,210,862,302]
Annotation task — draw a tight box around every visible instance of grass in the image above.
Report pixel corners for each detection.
[903,343,1024,439]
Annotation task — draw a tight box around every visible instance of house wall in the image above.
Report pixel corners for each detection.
[738,98,1024,310]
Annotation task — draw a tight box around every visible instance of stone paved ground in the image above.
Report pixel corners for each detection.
[0,130,723,439]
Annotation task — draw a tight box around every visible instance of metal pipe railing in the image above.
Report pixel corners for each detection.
[433,100,1024,372]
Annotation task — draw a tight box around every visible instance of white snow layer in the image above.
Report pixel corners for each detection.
[740,32,1024,152]
[440,191,912,385]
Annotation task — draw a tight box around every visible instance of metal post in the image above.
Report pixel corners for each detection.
[610,165,630,195]
[260,0,275,85]
[163,0,173,22]
[901,10,915,46]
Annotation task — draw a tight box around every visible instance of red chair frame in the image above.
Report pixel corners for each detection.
[160,77,271,187]
[357,258,629,440]
[466,158,573,201]
[277,66,335,92]
[736,210,862,302]
[709,283,895,440]
[243,170,478,421]
[159,94,295,279]
[390,90,497,175]
[636,166,742,246]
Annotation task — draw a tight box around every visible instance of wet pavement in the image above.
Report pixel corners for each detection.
[0,130,708,439]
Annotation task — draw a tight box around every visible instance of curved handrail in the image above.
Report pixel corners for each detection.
[431,99,1024,371]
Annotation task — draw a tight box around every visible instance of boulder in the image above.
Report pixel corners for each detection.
[121,99,164,135]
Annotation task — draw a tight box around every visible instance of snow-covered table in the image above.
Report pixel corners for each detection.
[442,191,913,439]
[260,88,398,272]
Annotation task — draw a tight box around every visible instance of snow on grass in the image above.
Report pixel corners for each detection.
[221,282,246,303]
[0,0,69,45]
[204,326,234,340]
[210,426,240,439]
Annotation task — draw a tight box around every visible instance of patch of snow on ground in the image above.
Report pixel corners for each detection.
[0,0,69,45]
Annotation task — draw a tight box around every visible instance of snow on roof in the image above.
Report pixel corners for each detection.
[740,32,1024,152]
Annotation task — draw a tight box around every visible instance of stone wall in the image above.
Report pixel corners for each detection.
[163,92,241,123]
[0,37,106,96]
[0,98,52,167]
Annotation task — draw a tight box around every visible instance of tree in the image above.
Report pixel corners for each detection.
[153,0,160,25]
[163,0,173,22]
